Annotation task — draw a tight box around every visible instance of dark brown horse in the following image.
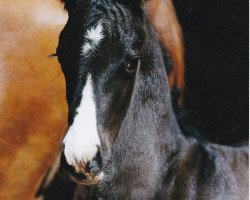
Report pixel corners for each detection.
[0,0,186,199]
[57,0,248,199]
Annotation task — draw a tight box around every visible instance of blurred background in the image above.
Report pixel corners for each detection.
[0,0,248,199]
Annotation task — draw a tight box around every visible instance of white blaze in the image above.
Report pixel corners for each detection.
[82,22,103,55]
[63,75,100,166]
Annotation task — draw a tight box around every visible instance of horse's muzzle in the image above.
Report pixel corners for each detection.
[58,150,103,185]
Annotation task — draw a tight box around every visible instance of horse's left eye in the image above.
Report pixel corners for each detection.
[126,57,141,74]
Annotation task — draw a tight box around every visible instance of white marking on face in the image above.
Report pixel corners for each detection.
[82,22,104,55]
[63,75,100,166]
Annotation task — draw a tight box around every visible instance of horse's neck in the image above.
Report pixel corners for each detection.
[129,20,187,154]
[93,17,191,200]
[99,55,187,199]
[117,18,186,161]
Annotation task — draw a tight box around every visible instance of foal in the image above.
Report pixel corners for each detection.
[57,0,248,199]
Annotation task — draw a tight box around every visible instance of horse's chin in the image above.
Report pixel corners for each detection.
[69,172,104,185]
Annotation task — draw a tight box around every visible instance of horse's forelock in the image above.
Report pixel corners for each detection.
[60,0,145,11]
[116,0,145,5]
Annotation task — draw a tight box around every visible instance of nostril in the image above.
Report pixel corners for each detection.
[87,159,99,174]
[87,148,102,174]
[73,171,87,180]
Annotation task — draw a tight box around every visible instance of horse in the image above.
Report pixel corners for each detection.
[0,0,68,199]
[56,0,248,199]
[0,0,186,199]
[36,0,187,199]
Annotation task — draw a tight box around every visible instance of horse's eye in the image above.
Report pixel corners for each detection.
[126,57,141,74]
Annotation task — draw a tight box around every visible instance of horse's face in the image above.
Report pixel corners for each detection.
[57,0,145,184]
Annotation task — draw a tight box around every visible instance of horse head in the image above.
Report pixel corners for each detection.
[57,0,175,190]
